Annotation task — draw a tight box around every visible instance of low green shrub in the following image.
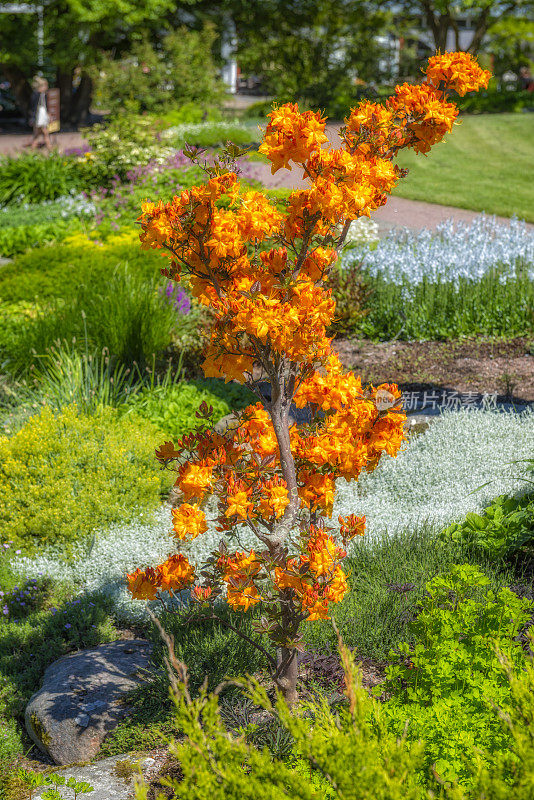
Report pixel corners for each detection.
[16,769,94,799]
[165,121,258,151]
[0,403,168,553]
[457,89,534,114]
[36,344,142,413]
[0,232,162,305]
[377,564,533,788]
[0,543,119,799]
[154,102,223,128]
[303,525,513,660]
[100,604,269,758]
[0,153,83,207]
[93,160,205,228]
[327,260,371,337]
[0,219,80,258]
[78,117,174,189]
[124,378,256,439]
[134,567,534,800]
[439,493,534,559]
[91,25,224,117]
[3,265,181,373]
[356,269,534,341]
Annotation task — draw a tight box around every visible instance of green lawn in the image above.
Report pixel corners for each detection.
[393,113,534,222]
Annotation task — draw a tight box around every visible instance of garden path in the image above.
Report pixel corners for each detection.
[1,129,532,232]
[248,153,534,233]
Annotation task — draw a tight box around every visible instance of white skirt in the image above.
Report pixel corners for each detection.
[36,104,49,128]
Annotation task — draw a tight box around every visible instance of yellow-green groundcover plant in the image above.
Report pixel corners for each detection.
[0,404,168,553]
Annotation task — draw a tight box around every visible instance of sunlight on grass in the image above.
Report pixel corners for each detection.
[394,114,534,221]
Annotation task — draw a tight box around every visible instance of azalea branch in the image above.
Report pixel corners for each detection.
[130,55,490,705]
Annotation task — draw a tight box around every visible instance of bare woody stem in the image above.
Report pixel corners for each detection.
[267,376,300,552]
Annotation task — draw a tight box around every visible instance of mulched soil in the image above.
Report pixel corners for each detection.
[333,336,534,403]
[299,649,388,697]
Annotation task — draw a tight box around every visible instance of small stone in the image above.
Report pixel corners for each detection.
[31,753,158,800]
[74,713,90,728]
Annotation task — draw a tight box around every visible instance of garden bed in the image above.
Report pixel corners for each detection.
[334,336,534,403]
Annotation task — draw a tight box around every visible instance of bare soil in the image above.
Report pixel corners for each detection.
[333,336,534,403]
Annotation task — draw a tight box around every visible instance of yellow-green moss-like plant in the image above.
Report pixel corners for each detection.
[0,404,169,552]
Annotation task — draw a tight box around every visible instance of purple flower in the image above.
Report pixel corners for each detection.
[160,282,191,315]
[64,145,91,157]
[64,623,72,630]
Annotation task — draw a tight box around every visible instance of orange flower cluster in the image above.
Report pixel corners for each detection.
[127,553,195,600]
[218,550,263,611]
[171,503,208,541]
[129,52,489,667]
[259,103,329,173]
[342,51,490,157]
[425,51,491,96]
[275,526,348,620]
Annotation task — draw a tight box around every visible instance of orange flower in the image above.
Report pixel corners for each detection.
[259,103,328,173]
[225,489,253,519]
[326,566,349,603]
[176,462,213,502]
[257,483,290,519]
[172,503,208,541]
[339,513,366,542]
[221,550,261,581]
[127,567,160,600]
[158,554,195,593]
[191,585,213,602]
[227,582,262,611]
[299,472,336,516]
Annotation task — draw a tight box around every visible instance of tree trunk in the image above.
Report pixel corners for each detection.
[467,7,492,55]
[0,63,31,118]
[56,68,93,127]
[276,646,299,705]
[57,68,74,122]
[70,72,93,126]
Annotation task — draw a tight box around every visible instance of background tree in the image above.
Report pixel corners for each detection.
[169,0,389,116]
[91,25,225,117]
[233,0,388,114]
[390,0,534,57]
[0,0,176,125]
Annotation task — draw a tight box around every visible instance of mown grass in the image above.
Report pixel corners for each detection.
[394,114,534,222]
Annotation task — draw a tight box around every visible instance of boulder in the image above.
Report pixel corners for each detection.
[25,640,153,765]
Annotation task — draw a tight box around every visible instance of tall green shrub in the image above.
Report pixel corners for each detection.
[92,24,224,116]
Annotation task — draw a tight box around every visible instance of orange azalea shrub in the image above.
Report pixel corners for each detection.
[127,52,490,701]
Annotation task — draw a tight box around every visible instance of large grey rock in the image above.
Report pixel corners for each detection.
[25,640,153,765]
[32,753,162,800]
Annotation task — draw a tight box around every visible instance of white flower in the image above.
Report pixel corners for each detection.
[342,215,534,286]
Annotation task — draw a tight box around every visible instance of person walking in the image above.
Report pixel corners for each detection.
[28,76,51,150]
